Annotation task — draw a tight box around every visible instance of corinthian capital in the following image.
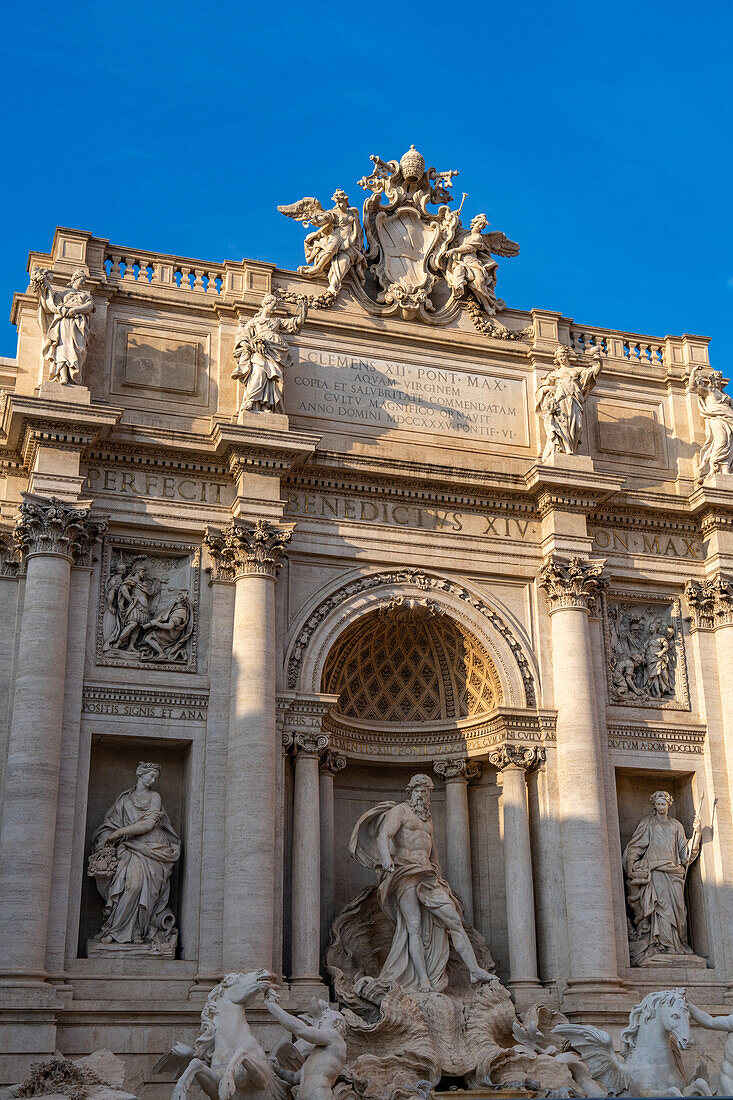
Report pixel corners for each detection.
[434,758,481,783]
[205,519,292,580]
[13,493,107,563]
[685,576,733,629]
[539,554,606,612]
[489,745,546,771]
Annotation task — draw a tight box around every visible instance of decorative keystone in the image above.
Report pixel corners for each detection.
[539,555,606,613]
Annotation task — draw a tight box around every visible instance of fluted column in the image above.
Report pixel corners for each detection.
[434,757,480,923]
[289,732,328,985]
[539,555,623,996]
[0,495,106,982]
[205,519,291,973]
[489,745,544,994]
[320,750,346,954]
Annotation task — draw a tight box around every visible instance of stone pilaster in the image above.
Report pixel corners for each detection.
[0,495,106,985]
[489,745,545,997]
[320,750,346,954]
[290,732,329,986]
[434,757,480,923]
[204,518,291,974]
[539,555,624,998]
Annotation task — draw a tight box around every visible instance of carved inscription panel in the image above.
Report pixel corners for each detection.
[286,346,530,445]
[96,538,200,673]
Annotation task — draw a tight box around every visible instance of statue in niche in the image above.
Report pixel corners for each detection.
[535,344,602,460]
[689,365,733,480]
[31,266,95,385]
[607,602,678,705]
[439,212,520,316]
[622,790,702,965]
[265,989,347,1100]
[232,294,307,414]
[348,773,495,993]
[102,554,194,664]
[278,190,366,299]
[87,762,181,956]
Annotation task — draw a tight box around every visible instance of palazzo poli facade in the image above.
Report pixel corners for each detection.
[1,146,733,1098]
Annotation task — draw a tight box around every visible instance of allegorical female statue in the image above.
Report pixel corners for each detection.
[689,365,733,480]
[87,762,181,955]
[31,266,94,385]
[623,790,702,965]
[232,293,307,414]
[535,344,602,461]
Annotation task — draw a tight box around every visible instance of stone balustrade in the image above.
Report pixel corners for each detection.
[105,249,225,295]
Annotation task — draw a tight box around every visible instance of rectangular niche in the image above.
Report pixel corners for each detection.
[96,537,200,673]
[615,768,709,963]
[603,593,689,710]
[78,737,189,959]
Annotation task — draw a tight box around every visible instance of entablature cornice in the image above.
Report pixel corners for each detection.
[322,705,556,763]
[0,393,123,471]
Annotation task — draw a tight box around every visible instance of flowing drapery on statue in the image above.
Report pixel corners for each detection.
[232,294,307,414]
[88,763,181,954]
[350,801,458,991]
[345,774,495,995]
[623,790,701,964]
[31,266,94,385]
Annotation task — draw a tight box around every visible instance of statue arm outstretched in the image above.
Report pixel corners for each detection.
[688,1002,733,1031]
[265,994,327,1046]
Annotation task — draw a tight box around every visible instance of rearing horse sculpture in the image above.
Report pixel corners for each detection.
[154,969,287,1100]
[555,988,712,1097]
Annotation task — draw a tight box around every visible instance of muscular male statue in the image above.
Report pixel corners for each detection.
[350,773,495,993]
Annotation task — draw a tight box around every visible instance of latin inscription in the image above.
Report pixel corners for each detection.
[591,527,703,559]
[83,700,206,721]
[284,490,538,540]
[286,348,529,444]
[84,466,231,505]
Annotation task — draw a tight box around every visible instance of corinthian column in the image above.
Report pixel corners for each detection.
[0,494,106,982]
[320,750,346,953]
[205,519,291,973]
[434,757,480,923]
[539,555,623,996]
[489,745,544,996]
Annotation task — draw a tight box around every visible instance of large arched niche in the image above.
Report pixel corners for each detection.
[283,567,542,761]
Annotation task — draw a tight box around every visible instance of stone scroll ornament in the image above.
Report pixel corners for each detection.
[535,343,602,461]
[87,762,181,956]
[31,266,94,385]
[688,364,733,480]
[278,145,530,339]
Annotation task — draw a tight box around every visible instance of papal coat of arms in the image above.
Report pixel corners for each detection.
[278,145,524,336]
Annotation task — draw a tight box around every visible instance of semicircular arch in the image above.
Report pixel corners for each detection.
[284,567,540,709]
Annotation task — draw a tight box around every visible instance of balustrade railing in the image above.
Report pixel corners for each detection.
[570,326,664,367]
[104,249,224,295]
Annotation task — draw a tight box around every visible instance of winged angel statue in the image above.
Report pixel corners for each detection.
[277,190,366,300]
[437,211,520,317]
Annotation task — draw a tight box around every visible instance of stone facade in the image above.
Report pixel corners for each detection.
[1,149,733,1094]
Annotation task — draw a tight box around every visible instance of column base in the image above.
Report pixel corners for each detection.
[507,979,550,1011]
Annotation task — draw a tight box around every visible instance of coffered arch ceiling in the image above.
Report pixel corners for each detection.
[322,602,502,727]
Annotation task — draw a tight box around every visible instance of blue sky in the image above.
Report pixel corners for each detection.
[1,1,731,361]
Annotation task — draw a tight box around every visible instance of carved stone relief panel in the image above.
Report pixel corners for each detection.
[109,318,211,410]
[603,595,688,709]
[96,537,200,672]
